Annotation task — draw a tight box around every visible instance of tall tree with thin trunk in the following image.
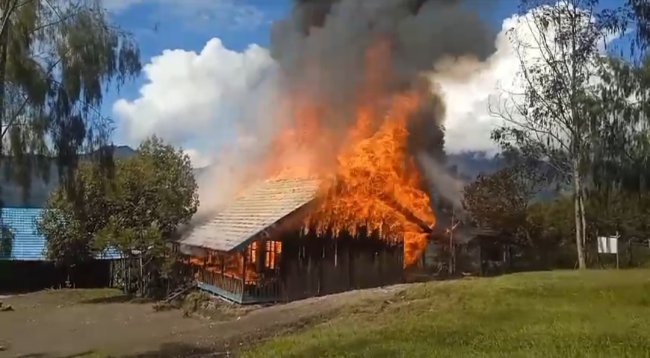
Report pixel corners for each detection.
[0,0,140,203]
[490,0,627,269]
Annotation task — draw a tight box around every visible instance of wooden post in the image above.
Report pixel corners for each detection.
[616,233,620,269]
[257,240,265,273]
[448,212,454,275]
[334,239,338,267]
[242,250,247,283]
[478,242,483,276]
[348,239,354,289]
[220,252,225,278]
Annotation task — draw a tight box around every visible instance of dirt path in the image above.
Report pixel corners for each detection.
[0,284,410,357]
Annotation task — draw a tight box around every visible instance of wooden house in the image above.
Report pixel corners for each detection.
[0,207,120,291]
[421,225,516,277]
[179,178,405,304]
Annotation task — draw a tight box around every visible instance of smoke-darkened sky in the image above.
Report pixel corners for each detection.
[269,0,498,160]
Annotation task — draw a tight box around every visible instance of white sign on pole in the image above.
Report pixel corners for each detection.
[597,236,618,254]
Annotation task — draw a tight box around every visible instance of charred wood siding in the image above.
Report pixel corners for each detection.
[279,233,403,302]
[189,231,404,304]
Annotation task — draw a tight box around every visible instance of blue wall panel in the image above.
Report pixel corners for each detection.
[0,207,120,261]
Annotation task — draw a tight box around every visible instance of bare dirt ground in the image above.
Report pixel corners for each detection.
[0,284,410,357]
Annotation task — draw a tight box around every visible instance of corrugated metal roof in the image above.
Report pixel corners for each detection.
[0,207,120,261]
[1,207,45,260]
[181,178,321,252]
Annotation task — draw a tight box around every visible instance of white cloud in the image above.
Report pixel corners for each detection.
[432,16,520,155]
[435,5,618,155]
[113,36,280,214]
[113,37,276,151]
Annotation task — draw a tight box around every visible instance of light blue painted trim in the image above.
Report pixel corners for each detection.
[197,281,244,304]
[197,281,281,304]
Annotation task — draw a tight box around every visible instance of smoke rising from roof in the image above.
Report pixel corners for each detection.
[271,0,496,119]
[186,0,501,221]
[270,0,498,205]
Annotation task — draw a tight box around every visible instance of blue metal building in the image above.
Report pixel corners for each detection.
[0,207,120,260]
[1,207,51,260]
[0,207,120,291]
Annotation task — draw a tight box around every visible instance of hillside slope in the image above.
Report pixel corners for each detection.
[244,270,650,357]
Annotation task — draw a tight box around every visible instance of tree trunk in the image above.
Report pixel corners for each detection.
[0,0,9,154]
[127,257,131,294]
[139,254,144,297]
[573,160,587,269]
[579,187,588,263]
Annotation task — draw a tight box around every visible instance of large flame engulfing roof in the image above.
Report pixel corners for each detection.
[264,39,436,266]
[200,0,498,267]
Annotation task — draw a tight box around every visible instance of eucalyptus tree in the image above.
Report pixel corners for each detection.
[0,0,140,202]
[628,0,650,57]
[489,0,628,268]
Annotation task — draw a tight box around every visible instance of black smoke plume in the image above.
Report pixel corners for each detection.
[271,0,498,209]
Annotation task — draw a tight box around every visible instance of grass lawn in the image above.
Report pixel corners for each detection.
[243,270,650,358]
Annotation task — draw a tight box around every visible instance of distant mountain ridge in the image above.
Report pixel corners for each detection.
[0,149,525,209]
[1,145,214,208]
[0,145,138,208]
[446,151,503,180]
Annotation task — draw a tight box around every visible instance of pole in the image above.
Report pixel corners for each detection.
[616,230,621,270]
[448,209,455,275]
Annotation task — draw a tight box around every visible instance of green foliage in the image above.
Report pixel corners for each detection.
[589,55,650,195]
[38,137,198,295]
[527,198,574,242]
[38,162,112,266]
[0,221,14,258]
[462,160,583,266]
[628,0,650,58]
[0,0,141,200]
[114,136,199,241]
[489,1,647,269]
[463,167,529,234]
[462,163,546,245]
[491,1,627,175]
[586,190,650,240]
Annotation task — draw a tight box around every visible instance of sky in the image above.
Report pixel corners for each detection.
[102,0,292,166]
[100,0,628,168]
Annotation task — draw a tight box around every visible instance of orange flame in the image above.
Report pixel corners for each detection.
[264,38,435,267]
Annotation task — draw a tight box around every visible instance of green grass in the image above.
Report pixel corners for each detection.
[243,270,650,358]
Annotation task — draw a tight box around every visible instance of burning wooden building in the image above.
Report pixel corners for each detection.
[177,31,452,303]
[179,178,409,304]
